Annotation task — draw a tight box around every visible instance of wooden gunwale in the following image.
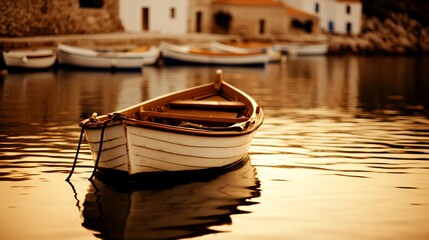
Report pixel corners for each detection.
[188,48,264,57]
[168,100,246,109]
[219,40,273,49]
[80,78,263,137]
[137,111,249,124]
[24,54,55,59]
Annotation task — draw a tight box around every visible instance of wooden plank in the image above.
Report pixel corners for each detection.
[137,111,248,124]
[169,100,246,109]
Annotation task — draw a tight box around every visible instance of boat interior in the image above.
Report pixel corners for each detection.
[136,93,250,129]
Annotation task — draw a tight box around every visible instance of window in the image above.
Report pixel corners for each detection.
[79,0,104,8]
[315,3,319,13]
[170,7,175,19]
[346,5,351,14]
[259,19,265,34]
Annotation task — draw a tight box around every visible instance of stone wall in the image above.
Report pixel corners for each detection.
[0,0,123,37]
[212,4,289,38]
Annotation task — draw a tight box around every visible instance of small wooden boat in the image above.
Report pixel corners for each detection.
[212,41,282,62]
[275,41,329,56]
[75,69,263,177]
[160,42,269,66]
[57,44,160,69]
[2,49,56,69]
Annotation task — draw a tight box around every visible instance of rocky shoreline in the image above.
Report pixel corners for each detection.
[1,12,428,55]
[329,13,429,55]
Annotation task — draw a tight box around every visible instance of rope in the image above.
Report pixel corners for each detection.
[66,113,123,181]
[89,113,123,181]
[88,119,110,181]
[66,121,90,181]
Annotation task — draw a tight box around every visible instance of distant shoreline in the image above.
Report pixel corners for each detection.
[1,27,428,56]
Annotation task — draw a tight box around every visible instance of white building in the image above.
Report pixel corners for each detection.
[282,0,362,35]
[119,0,189,34]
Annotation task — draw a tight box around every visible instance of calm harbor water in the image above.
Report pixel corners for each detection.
[1,56,429,240]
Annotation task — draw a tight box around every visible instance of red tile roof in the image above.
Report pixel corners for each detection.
[214,0,318,19]
[285,5,317,18]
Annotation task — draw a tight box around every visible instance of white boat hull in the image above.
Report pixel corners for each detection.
[84,123,255,174]
[275,42,329,56]
[58,44,159,68]
[161,43,269,66]
[212,41,281,62]
[3,49,56,69]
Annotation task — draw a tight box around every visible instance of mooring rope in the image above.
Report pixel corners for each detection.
[88,118,111,181]
[66,121,90,181]
[89,113,123,181]
[66,113,123,181]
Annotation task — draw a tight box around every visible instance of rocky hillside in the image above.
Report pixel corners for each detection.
[0,0,123,37]
[330,0,429,54]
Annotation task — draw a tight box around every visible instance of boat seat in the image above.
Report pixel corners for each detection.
[136,111,248,124]
[168,100,246,110]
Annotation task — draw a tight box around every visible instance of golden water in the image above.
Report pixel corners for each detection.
[1,56,428,239]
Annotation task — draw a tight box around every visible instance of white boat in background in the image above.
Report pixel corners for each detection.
[73,69,263,178]
[57,44,160,69]
[161,42,269,66]
[2,49,56,69]
[275,41,329,56]
[212,41,282,62]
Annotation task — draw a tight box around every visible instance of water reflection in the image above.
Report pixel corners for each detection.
[357,56,429,116]
[1,56,427,136]
[77,159,260,240]
[1,56,429,239]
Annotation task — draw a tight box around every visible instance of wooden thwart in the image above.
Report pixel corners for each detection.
[169,100,246,110]
[137,111,248,124]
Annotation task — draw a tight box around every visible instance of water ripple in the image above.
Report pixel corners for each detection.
[0,125,93,181]
[251,109,429,179]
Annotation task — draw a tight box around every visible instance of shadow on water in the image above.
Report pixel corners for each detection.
[69,158,260,240]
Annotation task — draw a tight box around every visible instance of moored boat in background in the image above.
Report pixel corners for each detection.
[213,40,282,62]
[57,43,160,69]
[274,41,329,56]
[2,49,57,69]
[160,42,270,66]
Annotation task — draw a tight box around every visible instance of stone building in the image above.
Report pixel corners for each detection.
[212,0,290,37]
[1,0,322,38]
[210,0,319,37]
[119,0,188,34]
[119,0,320,38]
[188,0,213,34]
[282,0,362,35]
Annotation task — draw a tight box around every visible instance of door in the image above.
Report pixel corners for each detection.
[328,21,334,33]
[346,22,352,34]
[196,11,202,33]
[259,19,265,34]
[142,7,149,31]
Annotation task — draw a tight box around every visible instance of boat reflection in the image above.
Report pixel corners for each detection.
[80,158,260,240]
